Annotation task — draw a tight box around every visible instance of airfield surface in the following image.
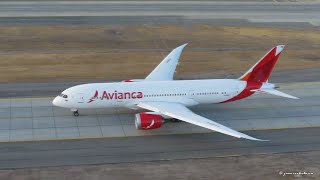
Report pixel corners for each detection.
[0,81,318,172]
[0,82,318,143]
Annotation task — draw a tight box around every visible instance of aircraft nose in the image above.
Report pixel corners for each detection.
[52,96,60,106]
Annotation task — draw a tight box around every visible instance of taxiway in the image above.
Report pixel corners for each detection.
[0,81,319,169]
[0,1,319,29]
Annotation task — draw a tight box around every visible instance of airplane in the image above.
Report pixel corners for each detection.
[52,44,298,141]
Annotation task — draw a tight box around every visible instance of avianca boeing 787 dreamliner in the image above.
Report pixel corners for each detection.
[53,44,298,141]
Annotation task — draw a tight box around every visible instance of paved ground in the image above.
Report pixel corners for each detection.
[0,1,319,29]
[3,151,320,180]
[0,81,318,143]
[2,149,319,180]
[0,127,320,170]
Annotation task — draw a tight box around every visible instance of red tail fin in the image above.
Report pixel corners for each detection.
[239,45,284,82]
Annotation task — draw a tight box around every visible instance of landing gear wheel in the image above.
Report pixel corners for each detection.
[73,110,79,116]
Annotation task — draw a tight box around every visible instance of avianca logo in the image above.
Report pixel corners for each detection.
[88,90,99,103]
[88,90,143,103]
[143,119,155,129]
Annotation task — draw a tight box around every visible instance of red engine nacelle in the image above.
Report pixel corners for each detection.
[135,113,163,130]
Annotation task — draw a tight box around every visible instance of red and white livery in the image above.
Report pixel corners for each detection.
[53,44,298,141]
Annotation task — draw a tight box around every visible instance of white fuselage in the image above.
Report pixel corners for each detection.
[53,79,249,109]
[50,44,292,141]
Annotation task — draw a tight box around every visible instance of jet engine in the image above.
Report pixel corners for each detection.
[135,113,163,130]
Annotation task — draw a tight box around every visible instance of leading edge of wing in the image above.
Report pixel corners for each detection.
[137,102,268,141]
[145,43,188,81]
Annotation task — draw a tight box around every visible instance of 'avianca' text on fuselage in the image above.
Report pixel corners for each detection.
[88,90,143,103]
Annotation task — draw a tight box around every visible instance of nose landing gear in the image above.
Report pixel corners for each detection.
[71,109,79,116]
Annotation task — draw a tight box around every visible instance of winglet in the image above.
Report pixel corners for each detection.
[145,43,188,81]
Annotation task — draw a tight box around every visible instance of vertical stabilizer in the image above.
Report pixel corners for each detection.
[239,45,284,82]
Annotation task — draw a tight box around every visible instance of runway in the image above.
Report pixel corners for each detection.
[0,81,319,169]
[0,81,319,142]
[0,1,319,28]
[0,127,320,169]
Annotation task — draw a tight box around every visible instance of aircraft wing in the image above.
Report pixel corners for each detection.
[145,44,187,81]
[137,102,267,141]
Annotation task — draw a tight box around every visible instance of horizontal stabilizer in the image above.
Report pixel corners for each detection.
[251,89,299,99]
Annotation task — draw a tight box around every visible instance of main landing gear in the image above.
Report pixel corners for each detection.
[170,118,182,122]
[71,109,79,116]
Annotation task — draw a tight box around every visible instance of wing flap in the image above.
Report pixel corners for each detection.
[137,102,267,141]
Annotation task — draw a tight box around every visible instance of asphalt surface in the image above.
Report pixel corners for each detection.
[0,1,318,29]
[0,127,319,169]
[1,1,318,19]
[0,81,318,169]
[0,81,318,142]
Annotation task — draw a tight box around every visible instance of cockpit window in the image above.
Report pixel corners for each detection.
[59,94,68,98]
